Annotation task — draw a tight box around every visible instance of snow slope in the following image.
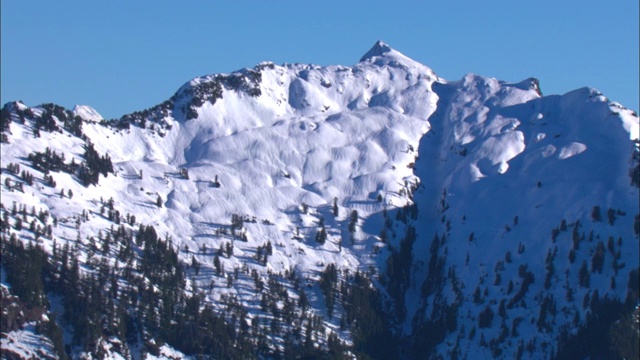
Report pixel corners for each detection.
[405,75,639,358]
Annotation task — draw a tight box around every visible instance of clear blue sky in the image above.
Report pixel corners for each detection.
[2,1,638,119]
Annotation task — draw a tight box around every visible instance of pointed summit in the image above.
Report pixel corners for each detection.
[359,40,394,62]
[73,104,103,122]
[357,41,437,78]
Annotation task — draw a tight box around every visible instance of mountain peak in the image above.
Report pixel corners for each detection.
[359,40,394,62]
[357,40,434,75]
[72,104,103,122]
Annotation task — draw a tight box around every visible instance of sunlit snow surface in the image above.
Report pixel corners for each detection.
[1,41,638,359]
[0,309,57,360]
[73,104,104,122]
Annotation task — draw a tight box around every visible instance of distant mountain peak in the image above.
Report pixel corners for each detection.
[359,40,394,62]
[72,104,103,122]
[358,40,435,77]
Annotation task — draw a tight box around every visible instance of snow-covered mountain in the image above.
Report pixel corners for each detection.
[1,41,638,360]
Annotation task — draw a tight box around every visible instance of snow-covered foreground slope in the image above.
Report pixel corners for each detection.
[1,41,638,359]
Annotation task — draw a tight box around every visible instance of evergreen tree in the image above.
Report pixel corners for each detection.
[348,210,358,234]
[579,260,591,287]
[315,226,327,244]
[214,254,222,275]
[591,241,606,273]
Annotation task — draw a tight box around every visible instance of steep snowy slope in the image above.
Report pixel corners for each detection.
[1,41,638,359]
[402,74,639,359]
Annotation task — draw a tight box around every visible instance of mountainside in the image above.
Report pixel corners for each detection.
[1,41,638,360]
